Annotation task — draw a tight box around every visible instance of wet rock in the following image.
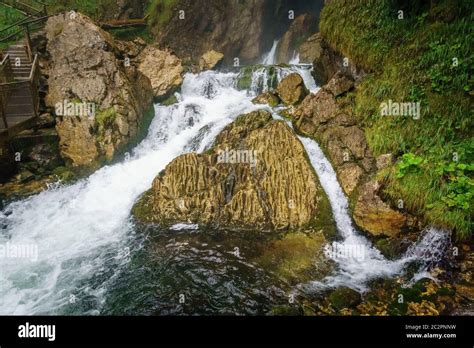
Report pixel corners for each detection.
[0,142,16,183]
[353,180,407,237]
[15,170,35,183]
[45,12,154,169]
[236,65,278,92]
[329,287,362,310]
[149,0,299,65]
[257,230,333,283]
[276,73,308,106]
[199,50,224,71]
[276,13,317,64]
[137,45,184,99]
[252,91,280,107]
[26,143,63,171]
[133,109,330,231]
[293,84,375,197]
[298,33,366,85]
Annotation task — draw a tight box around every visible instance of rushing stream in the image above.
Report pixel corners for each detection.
[0,49,449,314]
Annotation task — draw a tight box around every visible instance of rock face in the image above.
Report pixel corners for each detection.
[137,45,183,99]
[291,71,409,236]
[276,73,309,106]
[45,12,154,169]
[133,110,330,230]
[149,0,324,65]
[276,14,317,64]
[298,33,365,85]
[353,180,407,237]
[293,81,372,196]
[199,50,224,71]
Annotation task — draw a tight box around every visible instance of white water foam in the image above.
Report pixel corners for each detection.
[0,47,450,314]
[0,71,257,314]
[298,137,450,292]
[261,40,279,65]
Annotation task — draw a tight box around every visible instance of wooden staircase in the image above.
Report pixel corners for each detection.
[0,42,39,139]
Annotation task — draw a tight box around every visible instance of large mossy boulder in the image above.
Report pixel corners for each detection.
[133,109,331,231]
[45,12,154,170]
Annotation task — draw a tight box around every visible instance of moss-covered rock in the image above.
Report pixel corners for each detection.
[328,287,362,310]
[257,230,333,284]
[132,109,332,232]
[251,92,280,107]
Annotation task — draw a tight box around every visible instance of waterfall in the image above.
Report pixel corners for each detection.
[297,137,450,292]
[261,40,279,65]
[0,71,258,314]
[0,50,450,314]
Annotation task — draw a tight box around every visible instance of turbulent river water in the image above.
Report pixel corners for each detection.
[0,54,450,315]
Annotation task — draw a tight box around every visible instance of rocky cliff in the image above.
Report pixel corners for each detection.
[45,12,155,169]
[148,0,324,65]
[291,72,411,238]
[133,109,332,231]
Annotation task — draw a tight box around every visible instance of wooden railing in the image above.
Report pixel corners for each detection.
[0,0,46,18]
[0,54,40,132]
[0,54,12,129]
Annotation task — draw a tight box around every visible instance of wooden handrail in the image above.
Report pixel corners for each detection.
[0,53,10,65]
[16,0,42,14]
[0,15,51,43]
[28,54,38,80]
[0,16,33,35]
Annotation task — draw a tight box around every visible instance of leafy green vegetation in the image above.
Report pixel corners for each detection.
[395,153,426,178]
[320,0,473,238]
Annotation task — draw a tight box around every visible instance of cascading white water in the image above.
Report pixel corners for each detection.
[289,52,300,65]
[0,47,450,314]
[261,40,279,65]
[0,71,258,314]
[297,137,450,292]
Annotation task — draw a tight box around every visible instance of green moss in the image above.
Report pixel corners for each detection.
[132,189,155,222]
[320,0,474,238]
[328,287,362,310]
[270,304,303,316]
[95,107,117,127]
[257,231,331,284]
[147,0,179,29]
[52,166,76,182]
[388,279,428,315]
[160,94,178,106]
[235,65,280,91]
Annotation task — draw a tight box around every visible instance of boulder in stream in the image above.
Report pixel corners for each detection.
[45,12,154,170]
[133,109,332,231]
